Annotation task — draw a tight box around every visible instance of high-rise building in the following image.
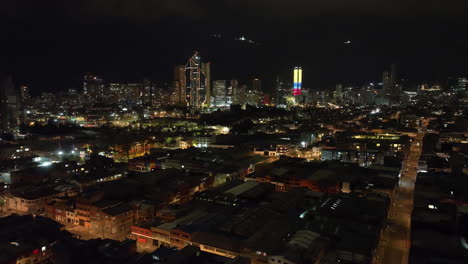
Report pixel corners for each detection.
[252,78,262,93]
[126,83,143,104]
[382,71,391,93]
[172,65,187,106]
[212,80,227,107]
[186,52,209,108]
[231,80,241,105]
[275,77,291,107]
[455,77,467,93]
[142,78,153,106]
[233,82,246,105]
[83,73,104,104]
[335,84,343,95]
[19,86,31,105]
[109,83,125,104]
[0,74,19,134]
[382,64,399,97]
[293,67,303,96]
[201,62,211,107]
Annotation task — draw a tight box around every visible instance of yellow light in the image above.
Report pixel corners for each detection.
[293,68,298,83]
[376,143,380,147]
[298,68,302,83]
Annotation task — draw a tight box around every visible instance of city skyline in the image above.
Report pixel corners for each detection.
[2,11,468,93]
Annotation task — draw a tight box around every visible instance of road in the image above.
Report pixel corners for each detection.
[374,121,427,264]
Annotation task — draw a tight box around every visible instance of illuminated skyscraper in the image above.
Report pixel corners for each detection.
[252,78,262,92]
[201,62,211,107]
[83,73,104,104]
[213,80,227,107]
[172,65,187,106]
[293,67,302,95]
[186,52,209,108]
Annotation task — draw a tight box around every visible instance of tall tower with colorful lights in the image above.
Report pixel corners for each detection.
[293,67,302,96]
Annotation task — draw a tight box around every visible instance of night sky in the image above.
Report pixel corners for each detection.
[1,0,468,94]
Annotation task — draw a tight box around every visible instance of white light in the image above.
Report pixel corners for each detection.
[428,204,437,210]
[299,211,308,218]
[24,148,29,151]
[71,150,75,154]
[39,161,52,167]
[58,151,64,155]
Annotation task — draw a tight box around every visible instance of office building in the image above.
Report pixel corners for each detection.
[382,71,391,94]
[172,65,187,106]
[252,78,262,93]
[19,85,31,105]
[142,78,153,106]
[455,77,467,93]
[83,73,105,104]
[0,74,19,134]
[212,80,227,107]
[293,67,303,96]
[275,77,291,107]
[202,62,211,107]
[186,52,209,108]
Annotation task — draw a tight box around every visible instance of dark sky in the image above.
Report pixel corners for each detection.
[1,0,468,94]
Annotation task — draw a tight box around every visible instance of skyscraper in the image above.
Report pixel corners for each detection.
[382,64,398,95]
[0,74,19,134]
[275,77,291,107]
[382,71,391,93]
[142,78,153,106]
[293,67,303,96]
[201,62,211,107]
[172,65,187,106]
[186,52,208,108]
[83,73,104,104]
[252,78,262,93]
[19,86,31,105]
[231,80,241,105]
[455,77,467,93]
[212,80,227,107]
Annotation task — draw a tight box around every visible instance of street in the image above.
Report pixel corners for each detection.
[374,121,427,264]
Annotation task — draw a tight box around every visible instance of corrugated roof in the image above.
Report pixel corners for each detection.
[224,181,259,196]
